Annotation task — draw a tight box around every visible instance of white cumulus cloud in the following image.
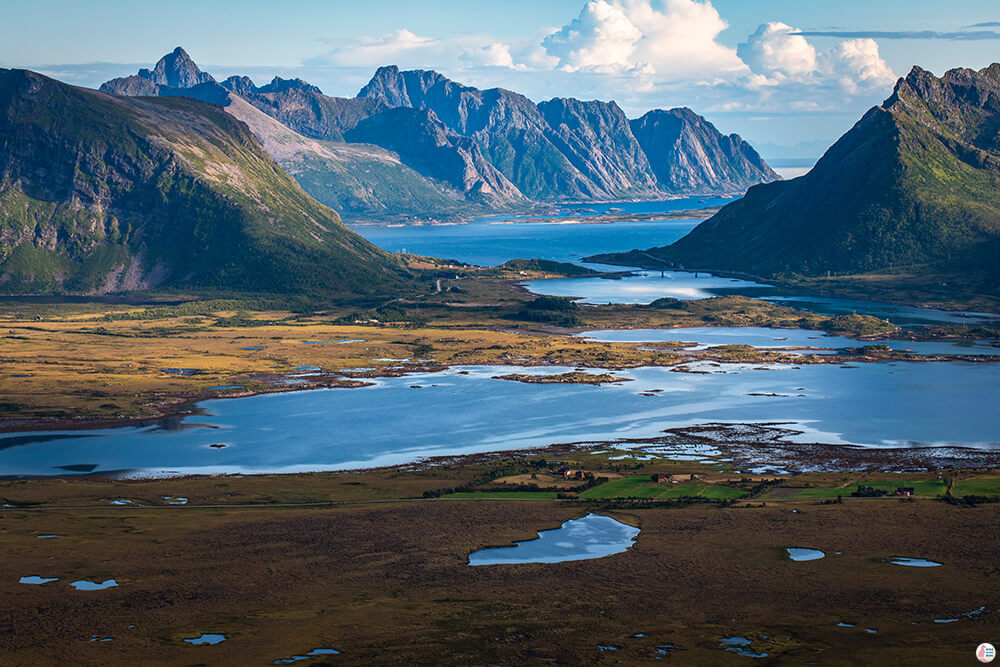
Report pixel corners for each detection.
[738,22,817,78]
[737,21,896,97]
[819,38,897,93]
[542,0,744,78]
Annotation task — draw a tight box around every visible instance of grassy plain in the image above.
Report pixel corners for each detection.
[3,266,981,429]
[2,465,998,665]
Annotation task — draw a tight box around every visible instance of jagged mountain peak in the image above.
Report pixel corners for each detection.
[357,66,455,107]
[598,62,1000,296]
[220,76,324,96]
[136,46,214,89]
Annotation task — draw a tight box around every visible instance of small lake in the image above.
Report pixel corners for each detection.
[0,362,998,477]
[890,557,942,568]
[70,579,118,590]
[524,271,765,303]
[577,327,1000,357]
[468,514,639,565]
[184,633,226,645]
[527,272,1000,326]
[787,547,825,561]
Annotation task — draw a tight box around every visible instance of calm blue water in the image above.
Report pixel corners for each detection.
[352,203,999,325]
[527,274,999,325]
[70,579,118,590]
[576,328,1000,356]
[890,557,942,567]
[1,363,997,477]
[524,271,765,303]
[184,634,226,645]
[468,514,639,565]
[787,548,825,561]
[350,219,703,267]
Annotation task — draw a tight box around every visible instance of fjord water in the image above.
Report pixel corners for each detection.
[350,198,721,267]
[468,514,639,565]
[351,207,999,325]
[1,363,997,477]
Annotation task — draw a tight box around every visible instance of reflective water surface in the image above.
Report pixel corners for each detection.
[1,362,997,477]
[468,514,639,565]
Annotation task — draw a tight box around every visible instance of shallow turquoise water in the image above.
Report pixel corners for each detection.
[468,514,639,565]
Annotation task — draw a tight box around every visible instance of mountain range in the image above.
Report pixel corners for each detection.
[101,48,778,220]
[0,68,410,294]
[593,64,1000,297]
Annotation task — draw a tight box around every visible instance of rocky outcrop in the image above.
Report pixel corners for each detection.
[538,97,659,198]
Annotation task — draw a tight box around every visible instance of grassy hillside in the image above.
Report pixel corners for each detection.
[591,65,1000,300]
[0,69,412,295]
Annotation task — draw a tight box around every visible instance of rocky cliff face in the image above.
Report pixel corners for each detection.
[358,65,777,199]
[0,69,409,294]
[344,107,523,206]
[220,76,379,141]
[358,66,598,199]
[538,97,659,198]
[631,108,778,193]
[593,64,1000,295]
[223,96,486,219]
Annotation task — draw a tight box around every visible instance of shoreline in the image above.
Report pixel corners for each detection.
[3,421,998,483]
[2,339,998,436]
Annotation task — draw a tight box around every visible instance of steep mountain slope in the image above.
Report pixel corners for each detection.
[223,96,476,218]
[357,66,615,199]
[101,52,515,218]
[357,65,778,200]
[593,65,1000,294]
[220,75,384,142]
[344,107,523,206]
[100,50,779,214]
[631,108,778,193]
[0,69,409,294]
[537,98,660,198]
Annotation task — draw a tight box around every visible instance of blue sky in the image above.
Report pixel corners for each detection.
[3,0,999,157]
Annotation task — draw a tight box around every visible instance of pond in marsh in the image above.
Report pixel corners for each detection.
[889,557,942,568]
[787,548,825,561]
[468,514,639,565]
